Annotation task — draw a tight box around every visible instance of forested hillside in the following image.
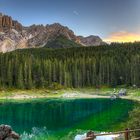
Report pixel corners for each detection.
[45,35,81,48]
[0,42,140,89]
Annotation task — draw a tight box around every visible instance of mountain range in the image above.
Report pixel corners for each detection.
[0,13,105,52]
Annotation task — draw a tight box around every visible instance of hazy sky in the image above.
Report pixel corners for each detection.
[0,0,140,42]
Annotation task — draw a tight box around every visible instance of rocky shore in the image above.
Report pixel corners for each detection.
[0,125,20,140]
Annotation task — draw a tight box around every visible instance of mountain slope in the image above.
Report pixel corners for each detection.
[45,35,81,48]
[78,35,106,46]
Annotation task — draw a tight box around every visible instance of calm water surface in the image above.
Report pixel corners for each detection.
[0,98,135,140]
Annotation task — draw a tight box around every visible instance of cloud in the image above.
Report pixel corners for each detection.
[73,10,79,16]
[104,31,140,43]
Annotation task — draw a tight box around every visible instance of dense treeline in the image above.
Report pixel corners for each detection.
[0,42,140,89]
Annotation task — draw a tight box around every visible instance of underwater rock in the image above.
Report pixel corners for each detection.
[0,125,20,140]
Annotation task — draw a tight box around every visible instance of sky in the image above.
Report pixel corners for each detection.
[0,0,140,42]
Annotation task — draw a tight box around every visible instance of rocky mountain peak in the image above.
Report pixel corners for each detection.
[27,23,81,47]
[0,13,22,33]
[0,13,105,52]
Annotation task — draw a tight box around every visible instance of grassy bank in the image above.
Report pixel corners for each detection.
[0,87,140,101]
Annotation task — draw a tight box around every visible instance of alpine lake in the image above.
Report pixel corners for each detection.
[0,98,136,140]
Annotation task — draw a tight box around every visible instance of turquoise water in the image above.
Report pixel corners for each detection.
[0,98,135,139]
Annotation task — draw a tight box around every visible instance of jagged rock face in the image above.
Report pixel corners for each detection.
[0,13,22,32]
[0,29,24,53]
[0,13,105,52]
[78,35,105,46]
[12,20,22,31]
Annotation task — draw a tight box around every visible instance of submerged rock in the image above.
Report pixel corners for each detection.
[0,125,20,140]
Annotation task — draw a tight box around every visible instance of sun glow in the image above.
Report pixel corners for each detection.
[104,31,140,43]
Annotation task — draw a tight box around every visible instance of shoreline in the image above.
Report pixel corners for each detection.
[0,88,140,102]
[0,94,139,103]
[0,93,111,102]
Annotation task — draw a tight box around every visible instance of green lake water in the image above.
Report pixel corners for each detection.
[0,98,135,140]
